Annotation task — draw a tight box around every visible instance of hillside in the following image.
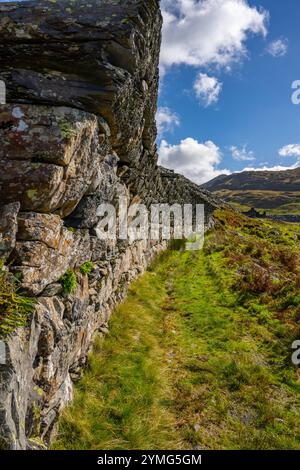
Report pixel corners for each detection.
[53,210,300,450]
[202,168,300,214]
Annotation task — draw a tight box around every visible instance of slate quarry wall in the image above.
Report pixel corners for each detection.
[0,0,222,449]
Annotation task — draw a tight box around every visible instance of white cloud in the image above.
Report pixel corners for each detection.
[194,73,222,106]
[241,162,300,172]
[266,38,288,57]
[156,107,180,137]
[158,137,230,184]
[160,0,268,73]
[278,144,300,157]
[158,137,300,186]
[230,144,255,161]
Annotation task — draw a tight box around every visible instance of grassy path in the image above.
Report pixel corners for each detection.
[53,244,300,450]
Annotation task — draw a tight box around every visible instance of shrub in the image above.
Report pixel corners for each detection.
[0,266,35,337]
[60,270,77,294]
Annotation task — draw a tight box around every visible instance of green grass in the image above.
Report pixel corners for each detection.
[230,201,300,216]
[267,202,300,215]
[53,211,300,450]
[60,269,77,294]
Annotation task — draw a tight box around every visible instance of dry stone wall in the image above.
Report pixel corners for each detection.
[0,0,222,449]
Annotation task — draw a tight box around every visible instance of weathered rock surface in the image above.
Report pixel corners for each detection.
[0,0,161,162]
[0,0,224,450]
[0,202,20,260]
[11,212,92,295]
[0,105,110,216]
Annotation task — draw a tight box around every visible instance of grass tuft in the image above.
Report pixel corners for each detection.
[60,270,77,294]
[80,261,95,276]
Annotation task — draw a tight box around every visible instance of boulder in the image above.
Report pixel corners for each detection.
[0,105,110,216]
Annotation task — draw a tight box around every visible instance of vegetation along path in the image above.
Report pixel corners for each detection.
[53,211,300,450]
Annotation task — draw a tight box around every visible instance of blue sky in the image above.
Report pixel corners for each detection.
[158,0,300,183]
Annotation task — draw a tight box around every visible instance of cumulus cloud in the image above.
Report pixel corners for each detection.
[158,138,300,185]
[278,144,300,157]
[156,107,180,137]
[194,73,222,106]
[160,0,268,73]
[230,144,255,161]
[241,162,300,172]
[158,137,230,184]
[265,38,288,57]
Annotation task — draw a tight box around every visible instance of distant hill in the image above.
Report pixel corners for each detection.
[202,168,300,192]
[201,168,300,214]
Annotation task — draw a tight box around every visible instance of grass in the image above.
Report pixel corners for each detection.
[53,272,182,450]
[229,200,300,216]
[0,265,35,337]
[53,210,300,450]
[80,261,95,276]
[60,264,95,295]
[215,189,300,214]
[267,202,300,215]
[60,270,77,294]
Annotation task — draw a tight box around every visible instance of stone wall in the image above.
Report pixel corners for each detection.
[0,0,223,450]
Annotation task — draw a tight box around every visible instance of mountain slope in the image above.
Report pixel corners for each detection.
[202,168,300,213]
[202,168,300,192]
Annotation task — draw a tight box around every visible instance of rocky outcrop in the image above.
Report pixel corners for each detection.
[0,105,109,216]
[0,0,223,450]
[0,0,161,162]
